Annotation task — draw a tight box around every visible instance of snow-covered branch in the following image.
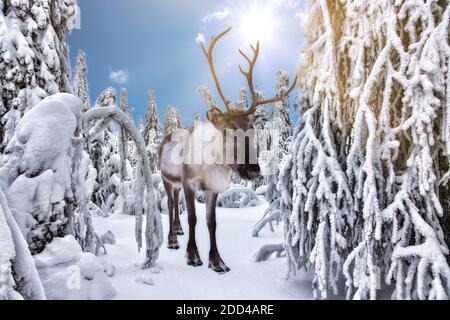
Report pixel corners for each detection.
[83,106,163,268]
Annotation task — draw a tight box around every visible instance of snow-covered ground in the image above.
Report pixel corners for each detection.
[93,199,313,300]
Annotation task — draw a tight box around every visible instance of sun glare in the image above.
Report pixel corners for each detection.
[237,5,277,44]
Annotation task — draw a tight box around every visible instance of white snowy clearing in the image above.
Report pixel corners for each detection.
[93,199,313,300]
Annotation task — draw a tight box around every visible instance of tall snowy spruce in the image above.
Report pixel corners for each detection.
[118,88,131,178]
[252,71,294,252]
[143,91,163,170]
[198,85,219,111]
[0,0,77,149]
[89,87,119,211]
[73,50,90,113]
[248,88,270,191]
[265,70,294,203]
[282,0,450,300]
[143,91,162,145]
[116,88,135,216]
[163,106,182,137]
[236,86,249,111]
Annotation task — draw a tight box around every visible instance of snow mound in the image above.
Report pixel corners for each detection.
[78,253,103,280]
[255,185,268,196]
[35,236,116,300]
[8,93,78,179]
[34,236,81,268]
[134,274,155,286]
[150,267,161,274]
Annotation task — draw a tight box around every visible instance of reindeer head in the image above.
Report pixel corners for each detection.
[200,27,297,181]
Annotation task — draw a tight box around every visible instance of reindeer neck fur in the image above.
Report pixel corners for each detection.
[185,120,232,193]
[160,120,233,194]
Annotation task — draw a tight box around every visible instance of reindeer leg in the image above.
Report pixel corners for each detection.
[173,188,184,235]
[206,192,230,274]
[184,184,203,267]
[164,180,179,250]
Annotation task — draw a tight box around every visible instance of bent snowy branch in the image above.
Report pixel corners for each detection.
[83,106,163,268]
[0,186,45,300]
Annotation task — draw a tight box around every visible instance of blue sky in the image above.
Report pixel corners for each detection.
[68,0,305,126]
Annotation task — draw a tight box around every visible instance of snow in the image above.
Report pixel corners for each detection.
[134,274,155,286]
[34,236,81,268]
[8,94,77,180]
[92,199,313,300]
[35,235,116,300]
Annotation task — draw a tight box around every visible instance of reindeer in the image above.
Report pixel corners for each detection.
[159,28,297,274]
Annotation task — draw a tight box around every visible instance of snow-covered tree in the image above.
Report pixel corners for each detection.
[119,88,130,116]
[250,88,270,190]
[198,86,218,111]
[265,71,294,203]
[0,94,99,257]
[253,88,270,131]
[0,185,45,300]
[0,0,77,148]
[143,91,162,146]
[73,50,91,113]
[272,70,293,145]
[137,115,144,136]
[143,91,163,170]
[101,88,135,217]
[89,88,118,210]
[236,86,249,111]
[95,87,116,108]
[118,88,134,175]
[163,106,182,137]
[146,128,159,173]
[282,0,450,300]
[101,153,123,215]
[252,72,294,247]
[118,88,131,181]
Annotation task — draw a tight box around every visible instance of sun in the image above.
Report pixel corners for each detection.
[236,4,277,44]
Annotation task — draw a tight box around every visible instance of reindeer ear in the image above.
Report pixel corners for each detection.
[206,108,223,124]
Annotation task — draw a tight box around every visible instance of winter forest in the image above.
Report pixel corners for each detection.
[0,0,449,301]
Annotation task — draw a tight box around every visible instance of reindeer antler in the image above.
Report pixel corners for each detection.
[201,27,233,112]
[201,28,298,116]
[238,43,298,116]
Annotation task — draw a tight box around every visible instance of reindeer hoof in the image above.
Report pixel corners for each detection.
[168,243,180,250]
[187,259,203,267]
[208,263,231,274]
[186,246,202,267]
[168,238,180,250]
[176,229,184,236]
